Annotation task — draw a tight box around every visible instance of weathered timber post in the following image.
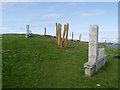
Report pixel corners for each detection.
[60,24,63,48]
[62,24,66,45]
[79,34,81,42]
[58,23,60,46]
[44,27,46,36]
[56,23,58,42]
[71,32,73,41]
[65,23,69,47]
[105,40,106,47]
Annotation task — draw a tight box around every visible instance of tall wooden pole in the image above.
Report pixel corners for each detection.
[105,40,106,47]
[62,24,66,45]
[65,23,69,47]
[79,34,81,42]
[44,27,46,36]
[71,32,73,41]
[60,24,63,48]
[56,23,58,42]
[58,23,60,46]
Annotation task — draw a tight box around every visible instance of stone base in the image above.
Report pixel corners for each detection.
[26,34,29,38]
[84,55,107,77]
[26,34,32,38]
[84,61,96,76]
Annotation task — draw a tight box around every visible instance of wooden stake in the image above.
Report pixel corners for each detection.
[65,23,69,47]
[105,40,106,47]
[60,24,63,48]
[62,24,66,45]
[71,32,73,41]
[58,23,60,46]
[79,34,81,42]
[44,27,46,36]
[56,23,58,42]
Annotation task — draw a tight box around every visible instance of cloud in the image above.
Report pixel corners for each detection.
[67,29,118,43]
[28,23,55,28]
[1,27,14,34]
[99,29,118,42]
[43,14,61,17]
[73,10,105,16]
[29,16,69,23]
[1,27,24,34]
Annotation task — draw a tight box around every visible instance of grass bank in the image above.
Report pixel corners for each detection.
[2,34,118,88]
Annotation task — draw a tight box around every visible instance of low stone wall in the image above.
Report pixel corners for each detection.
[84,55,107,77]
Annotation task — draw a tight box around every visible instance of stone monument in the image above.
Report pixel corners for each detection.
[84,25,107,77]
[26,25,29,38]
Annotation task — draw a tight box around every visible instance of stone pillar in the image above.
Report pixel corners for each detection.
[44,27,46,36]
[88,25,98,63]
[26,25,29,38]
[65,23,69,47]
[26,25,29,35]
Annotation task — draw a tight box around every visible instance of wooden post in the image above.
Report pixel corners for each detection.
[79,34,81,42]
[56,23,58,42]
[71,32,73,41]
[44,27,46,36]
[65,23,69,47]
[58,23,60,46]
[60,24,63,48]
[62,24,66,45]
[105,40,106,47]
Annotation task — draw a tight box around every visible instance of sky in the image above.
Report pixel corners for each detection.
[1,2,118,43]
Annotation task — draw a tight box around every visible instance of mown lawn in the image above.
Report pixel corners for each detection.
[2,34,118,88]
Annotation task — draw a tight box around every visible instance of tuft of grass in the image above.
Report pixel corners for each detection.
[2,34,118,88]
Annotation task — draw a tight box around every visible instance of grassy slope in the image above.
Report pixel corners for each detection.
[0,37,2,89]
[2,34,118,88]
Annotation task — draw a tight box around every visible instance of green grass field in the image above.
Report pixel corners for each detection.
[2,34,118,88]
[0,37,2,89]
